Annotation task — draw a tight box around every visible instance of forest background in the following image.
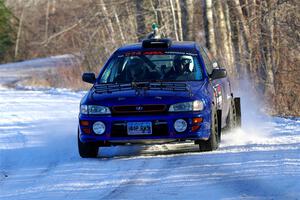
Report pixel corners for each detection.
[0,0,299,116]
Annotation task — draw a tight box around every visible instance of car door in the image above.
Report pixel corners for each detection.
[199,46,231,126]
[212,63,232,122]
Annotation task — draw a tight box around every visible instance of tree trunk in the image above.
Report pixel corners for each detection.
[99,0,116,45]
[248,0,260,86]
[215,0,234,74]
[229,8,243,78]
[228,0,253,77]
[181,0,194,41]
[125,1,138,42]
[150,0,159,25]
[136,0,146,41]
[175,0,183,41]
[15,6,25,59]
[162,0,171,37]
[113,7,125,44]
[169,0,179,41]
[45,0,50,42]
[261,0,275,98]
[223,1,235,75]
[205,0,216,57]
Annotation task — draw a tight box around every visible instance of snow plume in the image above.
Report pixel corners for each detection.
[221,77,273,147]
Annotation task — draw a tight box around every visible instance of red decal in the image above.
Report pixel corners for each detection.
[217,85,221,92]
[125,52,142,56]
[143,51,164,55]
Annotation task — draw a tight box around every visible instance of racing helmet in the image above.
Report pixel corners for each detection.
[173,55,194,73]
[180,55,194,72]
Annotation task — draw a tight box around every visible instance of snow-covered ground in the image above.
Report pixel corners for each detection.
[0,88,299,200]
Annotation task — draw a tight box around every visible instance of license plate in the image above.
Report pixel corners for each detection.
[127,122,152,135]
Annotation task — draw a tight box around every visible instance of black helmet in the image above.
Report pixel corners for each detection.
[173,55,192,73]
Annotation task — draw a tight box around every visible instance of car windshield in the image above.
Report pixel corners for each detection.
[99,52,203,83]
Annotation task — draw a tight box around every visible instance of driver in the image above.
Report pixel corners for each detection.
[127,57,160,82]
[127,58,146,81]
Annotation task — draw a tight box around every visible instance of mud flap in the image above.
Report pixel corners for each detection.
[217,109,222,143]
[234,97,241,127]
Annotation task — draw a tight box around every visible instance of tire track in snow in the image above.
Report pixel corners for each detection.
[97,144,199,199]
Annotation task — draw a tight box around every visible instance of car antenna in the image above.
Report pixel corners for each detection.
[146,23,161,39]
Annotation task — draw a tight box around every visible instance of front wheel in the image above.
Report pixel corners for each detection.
[78,129,99,158]
[198,107,220,151]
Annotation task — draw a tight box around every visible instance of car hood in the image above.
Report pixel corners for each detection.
[83,81,208,107]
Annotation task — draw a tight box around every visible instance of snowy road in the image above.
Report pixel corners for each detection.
[0,88,299,199]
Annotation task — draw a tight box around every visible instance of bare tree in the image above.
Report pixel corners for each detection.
[136,0,146,41]
[215,0,234,73]
[14,4,25,59]
[175,0,183,41]
[204,0,216,56]
[181,0,194,41]
[3,0,299,115]
[169,0,179,41]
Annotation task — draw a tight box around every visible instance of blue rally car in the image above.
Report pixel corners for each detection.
[78,38,241,157]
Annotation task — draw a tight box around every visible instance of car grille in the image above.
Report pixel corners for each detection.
[111,120,169,137]
[112,104,167,115]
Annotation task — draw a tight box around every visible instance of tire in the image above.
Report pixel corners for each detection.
[234,97,241,128]
[198,107,220,151]
[78,129,99,158]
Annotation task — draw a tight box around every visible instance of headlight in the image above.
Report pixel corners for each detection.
[169,100,204,112]
[88,105,111,115]
[80,105,111,115]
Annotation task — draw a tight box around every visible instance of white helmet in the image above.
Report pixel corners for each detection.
[181,55,194,72]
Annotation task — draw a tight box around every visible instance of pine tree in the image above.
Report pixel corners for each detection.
[0,0,15,61]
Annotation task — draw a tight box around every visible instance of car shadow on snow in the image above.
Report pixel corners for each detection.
[97,142,201,159]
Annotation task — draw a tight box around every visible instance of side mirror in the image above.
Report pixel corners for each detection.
[212,62,218,68]
[210,68,227,79]
[82,72,96,84]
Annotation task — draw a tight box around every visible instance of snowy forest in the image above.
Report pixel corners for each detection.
[1,1,300,199]
[0,0,299,116]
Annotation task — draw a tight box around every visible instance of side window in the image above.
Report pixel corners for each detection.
[193,57,203,80]
[100,57,123,83]
[199,46,213,75]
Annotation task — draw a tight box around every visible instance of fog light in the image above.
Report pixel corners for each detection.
[174,119,187,133]
[93,121,105,135]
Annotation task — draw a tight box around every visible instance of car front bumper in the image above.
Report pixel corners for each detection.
[78,112,211,144]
